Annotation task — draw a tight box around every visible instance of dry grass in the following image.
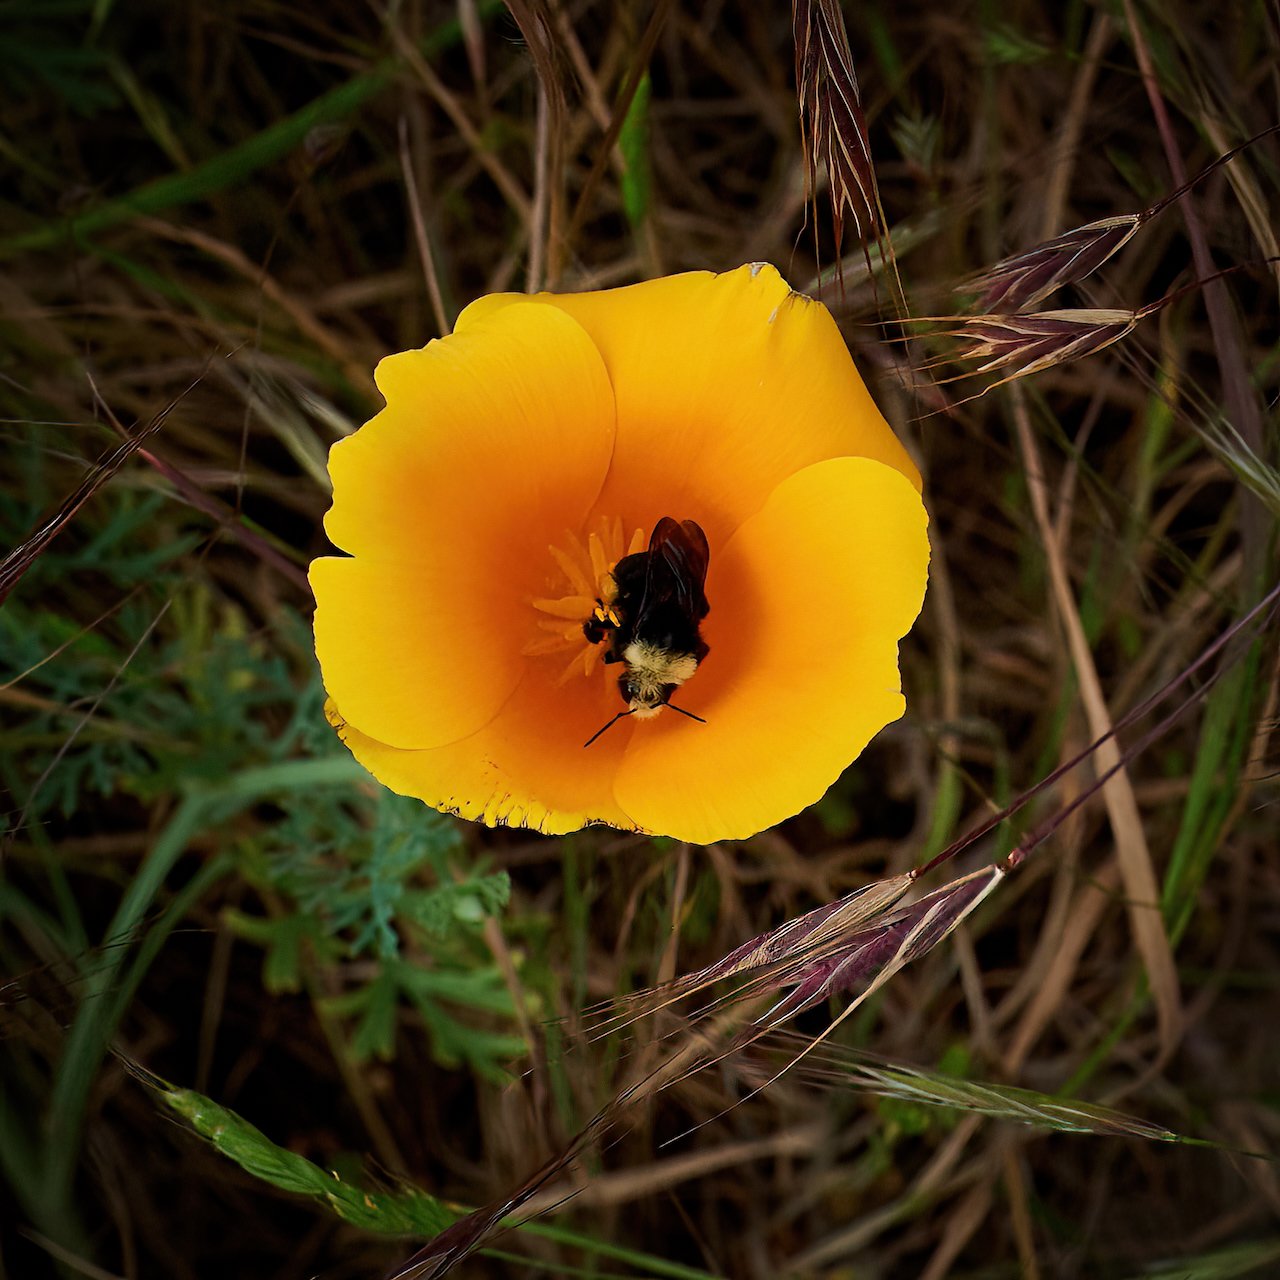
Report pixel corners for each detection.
[1,2,1278,1278]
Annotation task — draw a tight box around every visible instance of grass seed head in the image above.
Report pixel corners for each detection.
[967,215,1142,312]
[955,308,1139,381]
[794,0,881,257]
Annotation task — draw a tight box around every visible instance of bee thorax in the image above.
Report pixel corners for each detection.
[620,640,699,711]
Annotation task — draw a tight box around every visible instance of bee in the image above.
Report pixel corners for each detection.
[582,517,711,746]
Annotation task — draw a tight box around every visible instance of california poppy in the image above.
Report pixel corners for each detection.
[312,264,928,844]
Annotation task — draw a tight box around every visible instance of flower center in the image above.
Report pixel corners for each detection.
[526,516,648,686]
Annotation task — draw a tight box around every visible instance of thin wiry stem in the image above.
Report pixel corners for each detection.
[1126,0,1267,587]
[397,117,450,338]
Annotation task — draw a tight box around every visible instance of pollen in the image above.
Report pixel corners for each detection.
[528,516,646,684]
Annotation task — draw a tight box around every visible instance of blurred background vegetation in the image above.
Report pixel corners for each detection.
[1,1,1277,1277]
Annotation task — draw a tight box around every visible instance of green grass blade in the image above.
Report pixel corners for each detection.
[619,70,652,230]
[40,792,210,1214]
[1,73,389,257]
[1161,644,1262,941]
[0,8,496,258]
[1128,1237,1280,1279]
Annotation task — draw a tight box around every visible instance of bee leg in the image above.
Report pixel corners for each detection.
[584,600,621,648]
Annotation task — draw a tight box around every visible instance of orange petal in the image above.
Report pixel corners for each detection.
[323,301,615,563]
[462,264,919,548]
[311,556,519,750]
[327,652,640,834]
[313,302,615,750]
[613,456,930,844]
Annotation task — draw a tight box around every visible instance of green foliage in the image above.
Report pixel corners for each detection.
[619,70,652,230]
[251,787,500,961]
[1,436,524,1240]
[323,959,526,1075]
[0,566,308,820]
[230,769,520,1078]
[3,471,521,1112]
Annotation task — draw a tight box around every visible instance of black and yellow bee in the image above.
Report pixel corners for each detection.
[582,517,711,745]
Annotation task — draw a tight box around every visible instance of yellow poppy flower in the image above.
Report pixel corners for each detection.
[311,264,929,844]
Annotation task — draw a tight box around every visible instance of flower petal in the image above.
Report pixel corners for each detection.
[311,556,514,750]
[326,652,641,834]
[462,264,919,548]
[313,302,615,749]
[324,301,615,562]
[613,456,930,844]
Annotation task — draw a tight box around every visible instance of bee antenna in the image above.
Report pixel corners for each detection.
[583,709,635,748]
[663,700,707,725]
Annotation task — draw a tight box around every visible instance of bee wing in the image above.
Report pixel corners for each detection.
[640,517,711,624]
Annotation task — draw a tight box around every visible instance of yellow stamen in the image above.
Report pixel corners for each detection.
[531,594,595,620]
[547,543,592,597]
[526,516,646,678]
[587,531,609,587]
